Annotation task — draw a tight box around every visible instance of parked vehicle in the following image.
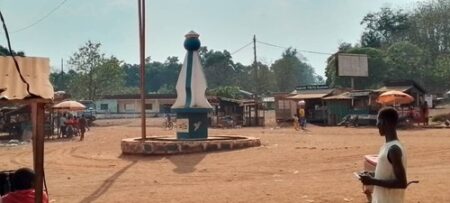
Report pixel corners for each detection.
[338,115,360,127]
[219,116,235,128]
[338,114,377,127]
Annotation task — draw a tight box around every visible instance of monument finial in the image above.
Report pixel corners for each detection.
[184,31,201,51]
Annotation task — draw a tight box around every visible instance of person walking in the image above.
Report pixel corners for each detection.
[359,107,408,203]
[59,114,67,138]
[78,115,87,141]
[296,100,306,131]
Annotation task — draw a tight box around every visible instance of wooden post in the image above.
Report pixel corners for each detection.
[32,102,45,203]
[351,77,354,90]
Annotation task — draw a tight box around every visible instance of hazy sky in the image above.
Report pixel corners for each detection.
[1,0,419,77]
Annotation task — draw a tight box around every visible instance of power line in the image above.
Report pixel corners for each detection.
[230,41,252,55]
[257,40,334,55]
[12,0,70,33]
[0,10,33,95]
[257,40,287,49]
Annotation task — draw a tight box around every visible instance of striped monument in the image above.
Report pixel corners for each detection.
[172,31,212,139]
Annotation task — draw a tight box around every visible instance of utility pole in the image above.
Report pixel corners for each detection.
[138,0,146,140]
[253,35,258,93]
[60,58,64,90]
[253,35,259,126]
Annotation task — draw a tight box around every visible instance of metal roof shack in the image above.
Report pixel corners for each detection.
[0,56,54,102]
[375,80,427,94]
[287,85,336,100]
[375,80,426,106]
[0,56,54,203]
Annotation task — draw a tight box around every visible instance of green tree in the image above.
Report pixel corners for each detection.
[360,7,411,48]
[231,62,253,91]
[428,55,450,92]
[385,42,425,82]
[410,0,450,57]
[144,58,181,93]
[271,48,317,92]
[68,41,104,100]
[158,84,176,94]
[122,63,140,87]
[68,41,126,100]
[255,62,276,95]
[209,86,242,99]
[0,45,25,56]
[200,47,236,89]
[50,71,70,91]
[93,56,126,97]
[158,57,181,93]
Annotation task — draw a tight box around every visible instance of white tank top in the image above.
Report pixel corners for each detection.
[372,140,407,203]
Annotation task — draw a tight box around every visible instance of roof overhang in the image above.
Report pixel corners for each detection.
[0,56,54,103]
[287,93,330,100]
[374,86,412,93]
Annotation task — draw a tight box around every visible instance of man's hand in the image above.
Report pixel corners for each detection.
[359,173,375,185]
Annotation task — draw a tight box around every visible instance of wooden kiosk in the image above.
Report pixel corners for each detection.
[0,56,54,203]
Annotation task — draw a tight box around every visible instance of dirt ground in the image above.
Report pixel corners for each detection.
[1,116,450,203]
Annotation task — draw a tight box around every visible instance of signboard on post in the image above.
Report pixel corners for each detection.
[337,54,368,77]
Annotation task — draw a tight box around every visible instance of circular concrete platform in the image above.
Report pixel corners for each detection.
[121,136,261,155]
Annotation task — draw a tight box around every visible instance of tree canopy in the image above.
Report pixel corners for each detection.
[0,45,25,56]
[327,1,450,93]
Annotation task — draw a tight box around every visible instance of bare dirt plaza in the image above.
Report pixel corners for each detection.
[1,116,449,203]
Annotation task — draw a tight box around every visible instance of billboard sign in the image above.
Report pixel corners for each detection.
[337,54,368,77]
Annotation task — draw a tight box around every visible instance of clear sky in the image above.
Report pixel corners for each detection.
[0,0,419,77]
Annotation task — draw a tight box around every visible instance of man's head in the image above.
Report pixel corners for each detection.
[377,107,398,136]
[12,168,35,190]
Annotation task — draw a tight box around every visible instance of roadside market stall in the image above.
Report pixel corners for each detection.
[0,56,54,203]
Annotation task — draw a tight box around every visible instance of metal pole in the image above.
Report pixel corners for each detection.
[138,0,146,140]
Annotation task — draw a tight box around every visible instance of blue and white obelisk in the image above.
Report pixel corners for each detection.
[172,31,213,139]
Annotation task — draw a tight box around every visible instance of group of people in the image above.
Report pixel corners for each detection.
[0,168,48,203]
[405,100,430,126]
[58,113,88,141]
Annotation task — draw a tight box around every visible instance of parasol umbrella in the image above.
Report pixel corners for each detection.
[52,100,86,112]
[377,90,414,106]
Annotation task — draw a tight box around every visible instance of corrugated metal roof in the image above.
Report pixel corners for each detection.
[323,92,352,100]
[287,93,330,100]
[295,88,334,95]
[374,86,412,93]
[0,56,54,102]
[287,89,334,100]
[384,80,426,93]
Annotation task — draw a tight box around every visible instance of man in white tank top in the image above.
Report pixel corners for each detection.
[360,107,407,203]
